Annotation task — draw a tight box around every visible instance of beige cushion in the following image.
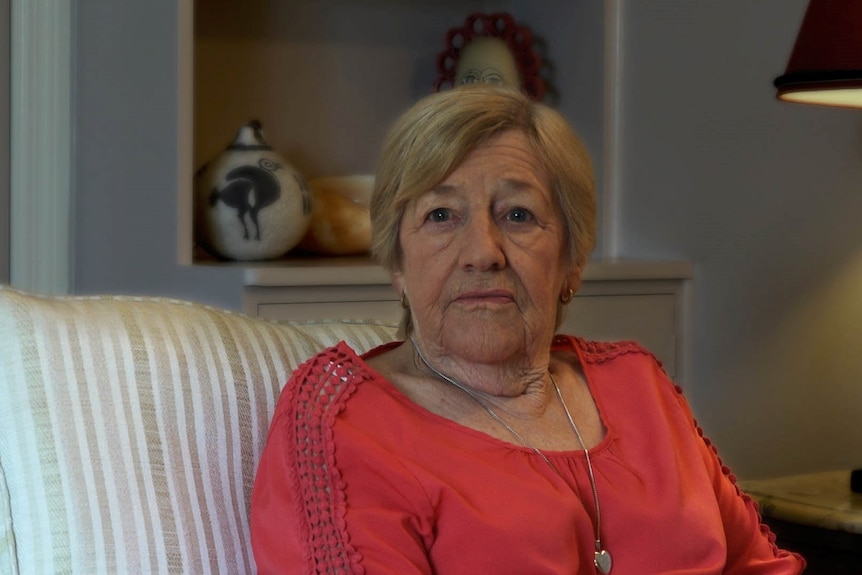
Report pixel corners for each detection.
[0,285,397,574]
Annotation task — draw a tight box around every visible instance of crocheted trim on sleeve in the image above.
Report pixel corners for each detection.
[282,343,368,575]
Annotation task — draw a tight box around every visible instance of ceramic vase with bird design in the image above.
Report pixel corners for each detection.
[194,120,312,260]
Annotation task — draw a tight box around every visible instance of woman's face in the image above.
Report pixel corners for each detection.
[393,130,581,366]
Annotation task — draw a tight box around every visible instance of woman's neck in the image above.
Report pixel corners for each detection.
[409,336,554,417]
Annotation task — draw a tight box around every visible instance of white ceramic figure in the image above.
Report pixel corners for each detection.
[434,12,546,101]
[194,120,312,260]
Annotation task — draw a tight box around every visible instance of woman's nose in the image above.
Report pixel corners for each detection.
[459,212,506,271]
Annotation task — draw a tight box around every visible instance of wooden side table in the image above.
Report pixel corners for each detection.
[739,470,862,574]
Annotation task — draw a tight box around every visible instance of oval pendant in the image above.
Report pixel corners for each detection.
[594,549,612,574]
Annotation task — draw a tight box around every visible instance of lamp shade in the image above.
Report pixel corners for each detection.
[775,0,862,108]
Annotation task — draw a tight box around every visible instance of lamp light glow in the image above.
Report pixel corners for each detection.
[775,0,862,109]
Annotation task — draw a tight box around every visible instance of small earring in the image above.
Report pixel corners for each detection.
[400,292,410,310]
[559,288,574,305]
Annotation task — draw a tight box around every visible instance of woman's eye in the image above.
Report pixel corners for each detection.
[426,208,451,223]
[506,207,534,223]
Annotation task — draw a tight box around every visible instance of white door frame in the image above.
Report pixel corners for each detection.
[0,0,9,284]
[9,0,72,294]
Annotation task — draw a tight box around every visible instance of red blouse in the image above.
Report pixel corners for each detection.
[251,336,805,574]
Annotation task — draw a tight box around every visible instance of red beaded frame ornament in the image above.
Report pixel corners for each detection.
[434,12,546,101]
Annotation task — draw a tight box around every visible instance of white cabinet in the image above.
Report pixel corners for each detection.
[243,259,692,382]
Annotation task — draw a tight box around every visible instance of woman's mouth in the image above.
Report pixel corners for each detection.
[455,290,514,306]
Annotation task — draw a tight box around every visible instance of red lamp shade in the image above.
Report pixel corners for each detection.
[775,0,862,108]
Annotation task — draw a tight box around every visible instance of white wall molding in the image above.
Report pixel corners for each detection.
[10,0,73,294]
[0,0,10,283]
[177,0,193,266]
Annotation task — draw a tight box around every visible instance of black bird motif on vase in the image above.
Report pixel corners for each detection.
[210,157,282,241]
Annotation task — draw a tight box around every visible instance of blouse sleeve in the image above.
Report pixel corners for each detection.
[674,387,806,574]
[250,346,434,575]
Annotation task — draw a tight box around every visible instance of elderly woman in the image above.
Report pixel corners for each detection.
[251,86,804,574]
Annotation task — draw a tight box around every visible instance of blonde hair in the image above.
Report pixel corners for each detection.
[370,85,596,335]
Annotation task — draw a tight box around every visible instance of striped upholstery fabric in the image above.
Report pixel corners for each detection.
[0,286,397,574]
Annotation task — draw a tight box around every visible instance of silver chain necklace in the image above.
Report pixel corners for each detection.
[412,340,613,574]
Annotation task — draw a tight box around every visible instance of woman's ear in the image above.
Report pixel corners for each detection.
[391,270,405,299]
[565,263,585,296]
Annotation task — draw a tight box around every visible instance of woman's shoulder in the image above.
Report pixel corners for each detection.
[283,340,407,412]
[276,342,387,419]
[291,340,399,380]
[552,333,662,367]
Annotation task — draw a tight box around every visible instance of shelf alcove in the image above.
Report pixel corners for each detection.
[178,0,693,383]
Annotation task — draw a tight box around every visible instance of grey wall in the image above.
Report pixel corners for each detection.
[73,0,862,478]
[619,0,862,478]
[73,1,243,306]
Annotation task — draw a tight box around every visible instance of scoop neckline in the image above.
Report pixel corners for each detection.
[347,339,617,458]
